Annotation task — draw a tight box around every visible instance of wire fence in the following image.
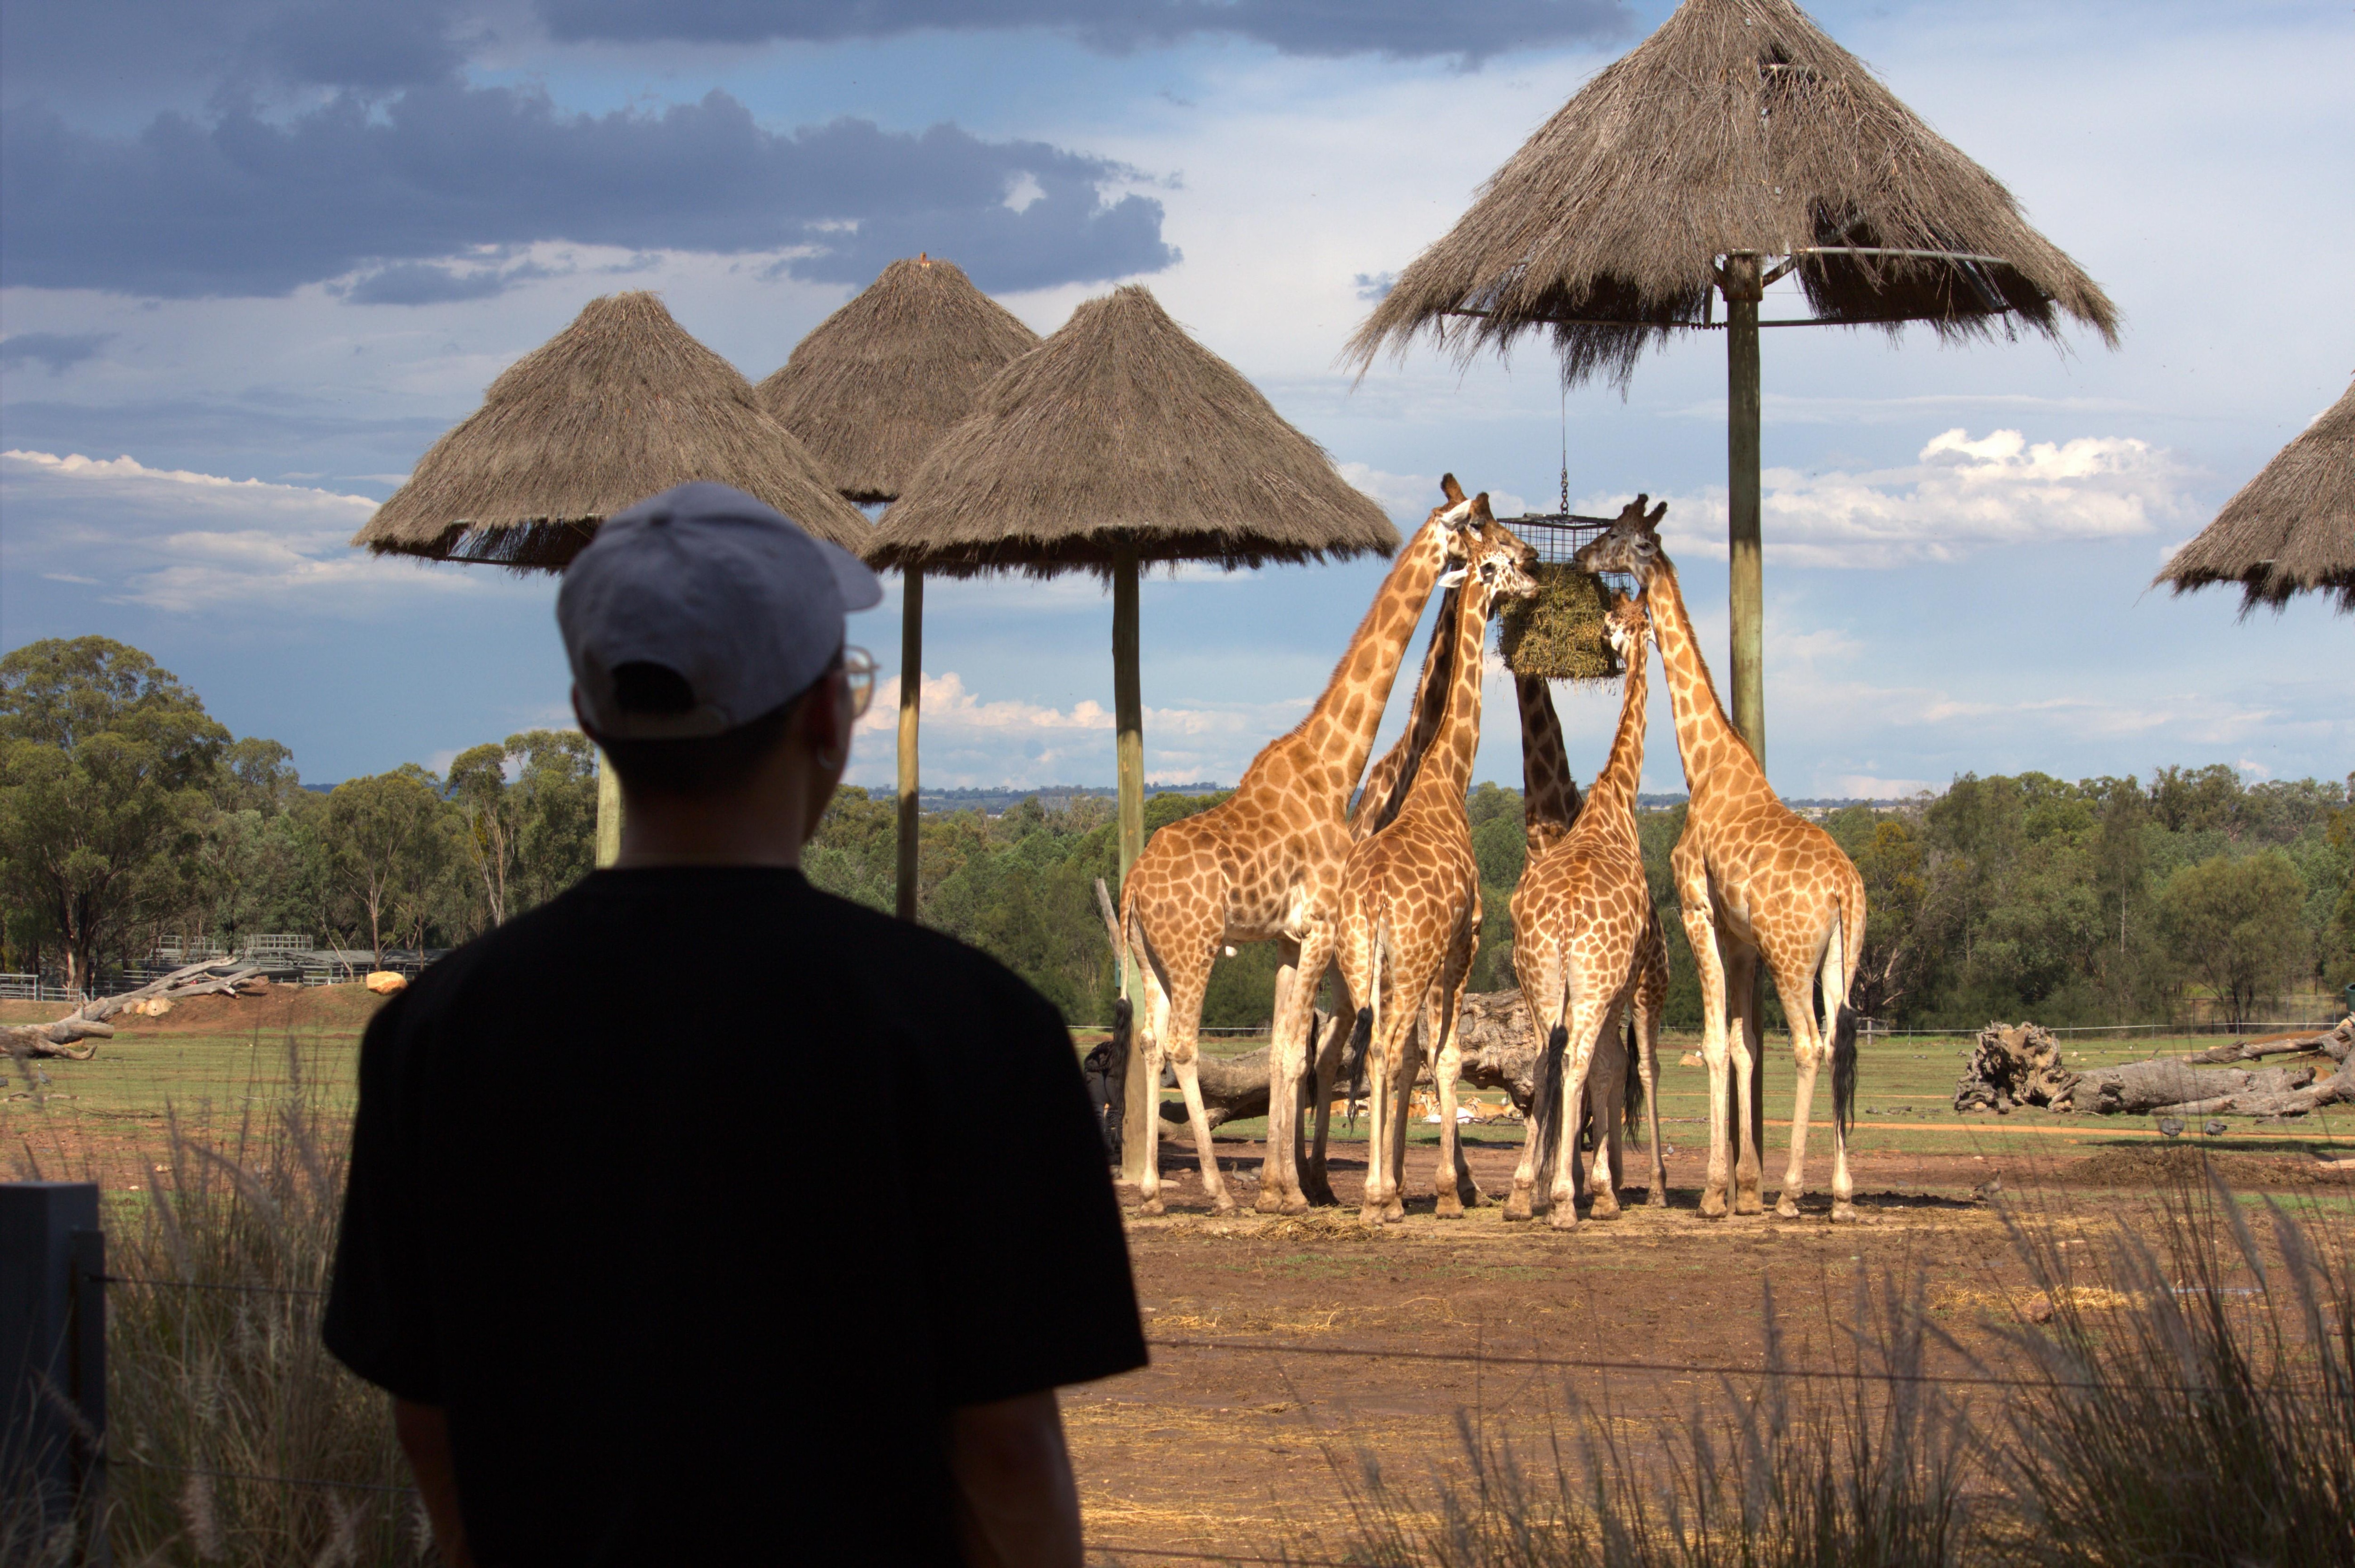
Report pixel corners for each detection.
[68,1258,2340,1532]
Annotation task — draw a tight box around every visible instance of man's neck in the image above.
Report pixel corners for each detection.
[610,778,832,869]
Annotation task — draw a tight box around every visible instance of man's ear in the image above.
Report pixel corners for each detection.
[569,686,601,745]
[798,670,852,770]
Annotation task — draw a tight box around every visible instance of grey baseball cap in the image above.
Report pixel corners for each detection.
[558,481,883,740]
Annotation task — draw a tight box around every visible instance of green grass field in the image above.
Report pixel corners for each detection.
[8,995,2350,1187]
[1140,1026,2355,1161]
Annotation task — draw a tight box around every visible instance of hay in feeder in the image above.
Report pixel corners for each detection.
[1499,563,1622,682]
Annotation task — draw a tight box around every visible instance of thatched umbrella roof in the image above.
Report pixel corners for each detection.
[2156,377,2355,615]
[756,255,1040,504]
[1348,0,2119,384]
[873,285,1398,577]
[354,292,869,568]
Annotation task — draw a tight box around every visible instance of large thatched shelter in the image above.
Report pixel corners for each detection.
[1348,0,2116,761]
[758,256,1041,919]
[353,290,869,865]
[354,292,869,569]
[879,286,1397,580]
[758,255,1040,503]
[2156,377,2355,615]
[880,283,1394,1185]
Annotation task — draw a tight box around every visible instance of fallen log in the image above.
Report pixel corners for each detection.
[2184,1017,2354,1065]
[6,958,265,1070]
[1953,1023,2079,1113]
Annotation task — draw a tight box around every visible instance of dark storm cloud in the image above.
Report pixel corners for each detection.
[0,85,1176,300]
[0,1,474,101]
[0,0,1624,106]
[534,0,1630,62]
[342,262,527,306]
[0,332,116,374]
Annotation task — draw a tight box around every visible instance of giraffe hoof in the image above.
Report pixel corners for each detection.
[1211,1194,1239,1217]
[1502,1192,1534,1223]
[1358,1205,1387,1227]
[1648,1189,1670,1209]
[1547,1207,1579,1233]
[1735,1188,1764,1217]
[1775,1196,1802,1219]
[1589,1197,1621,1221]
[1699,1190,1729,1219]
[1253,1189,1290,1215]
[1831,1201,1860,1223]
[1384,1202,1405,1224]
[1433,1197,1464,1219]
[1301,1178,1338,1209]
[1138,1197,1166,1216]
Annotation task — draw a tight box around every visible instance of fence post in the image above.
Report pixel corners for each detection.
[2,1181,110,1565]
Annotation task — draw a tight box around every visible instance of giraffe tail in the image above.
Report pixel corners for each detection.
[1621,1013,1646,1131]
[1826,892,1859,1136]
[1348,918,1385,1108]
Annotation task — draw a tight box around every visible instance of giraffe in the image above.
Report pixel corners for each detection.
[1338,502,1536,1224]
[1502,592,1660,1228]
[1574,502,1868,1220]
[1118,480,1487,1215]
[1509,662,1671,1217]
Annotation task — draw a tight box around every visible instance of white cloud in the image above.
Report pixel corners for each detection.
[1335,461,1534,525]
[847,668,1317,788]
[0,448,516,611]
[1830,775,1939,800]
[1583,428,2198,569]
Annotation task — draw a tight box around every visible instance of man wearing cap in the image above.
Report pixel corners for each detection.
[324,483,1144,1566]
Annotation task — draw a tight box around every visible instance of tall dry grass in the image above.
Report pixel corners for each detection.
[14,1039,426,1566]
[1279,1172,2354,1568]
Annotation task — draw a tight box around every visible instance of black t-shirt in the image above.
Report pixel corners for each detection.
[324,867,1145,1567]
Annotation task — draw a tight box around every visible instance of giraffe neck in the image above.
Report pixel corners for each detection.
[1516,674,1582,856]
[1583,631,1648,855]
[1641,560,1765,805]
[1405,573,1491,812]
[1299,516,1454,794]
[1352,586,1460,837]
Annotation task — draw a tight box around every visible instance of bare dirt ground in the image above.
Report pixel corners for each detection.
[9,998,2349,1563]
[1065,1132,2350,1563]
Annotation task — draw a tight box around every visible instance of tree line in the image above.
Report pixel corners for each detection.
[8,635,2349,1027]
[0,637,594,991]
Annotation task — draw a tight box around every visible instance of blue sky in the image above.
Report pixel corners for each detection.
[3,0,2349,798]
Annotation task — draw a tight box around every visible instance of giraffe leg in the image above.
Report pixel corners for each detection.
[1725,946,1764,1215]
[1358,979,1408,1226]
[1774,950,1826,1219]
[1503,944,1564,1221]
[1159,957,1234,1215]
[1819,925,1858,1222]
[1585,998,1627,1221]
[1429,923,1478,1218]
[1301,967,1353,1209]
[1674,842,1733,1219]
[1134,968,1173,1215]
[1636,945,1668,1207]
[1384,1012,1423,1224]
[1257,934,1316,1214]
[1549,994,1609,1231]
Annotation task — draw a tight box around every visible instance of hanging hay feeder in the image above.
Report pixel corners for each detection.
[1499,563,1622,682]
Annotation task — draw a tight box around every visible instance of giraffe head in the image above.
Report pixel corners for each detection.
[1440,492,1539,613]
[1572,494,1669,582]
[1419,473,1482,570]
[1603,592,1648,661]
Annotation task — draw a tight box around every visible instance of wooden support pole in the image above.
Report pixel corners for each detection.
[895,566,925,922]
[1723,252,1767,768]
[593,747,622,869]
[1112,539,1151,1187]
